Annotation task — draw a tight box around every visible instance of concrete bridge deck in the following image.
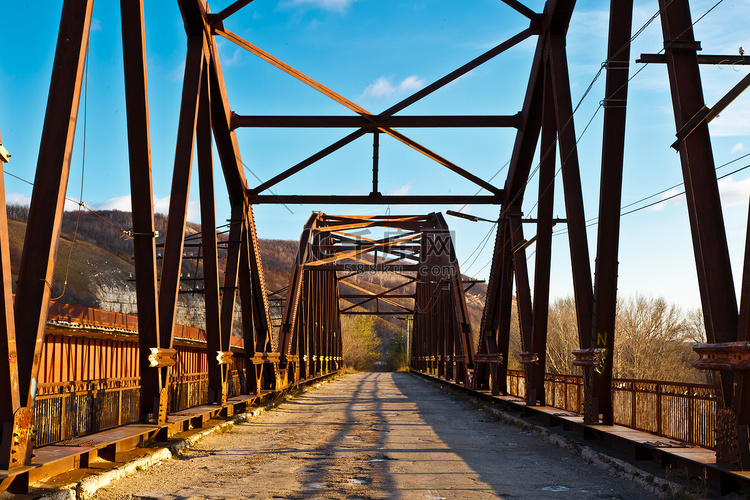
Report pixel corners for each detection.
[80,372,660,499]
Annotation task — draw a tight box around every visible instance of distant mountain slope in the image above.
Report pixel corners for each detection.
[8,217,136,308]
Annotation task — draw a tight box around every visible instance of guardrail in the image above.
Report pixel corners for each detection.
[33,304,250,447]
[506,369,717,449]
[33,339,248,447]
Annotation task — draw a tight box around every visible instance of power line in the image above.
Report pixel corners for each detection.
[552,154,750,237]
[507,3,668,214]
[461,222,497,275]
[53,46,90,301]
[472,0,729,277]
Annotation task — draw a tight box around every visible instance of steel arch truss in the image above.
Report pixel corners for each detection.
[277,213,473,385]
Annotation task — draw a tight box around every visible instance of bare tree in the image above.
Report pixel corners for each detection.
[614,295,689,380]
[530,295,704,383]
[545,297,579,375]
[684,307,707,344]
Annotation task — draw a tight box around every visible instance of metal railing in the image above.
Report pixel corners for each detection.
[33,325,250,447]
[34,369,249,447]
[34,378,141,446]
[506,369,717,449]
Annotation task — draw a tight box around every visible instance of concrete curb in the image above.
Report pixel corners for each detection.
[38,378,335,500]
[415,375,698,500]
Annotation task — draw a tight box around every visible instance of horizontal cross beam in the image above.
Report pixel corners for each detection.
[246,194,503,205]
[637,54,750,65]
[231,114,522,129]
[308,264,420,272]
[340,310,416,315]
[340,294,415,299]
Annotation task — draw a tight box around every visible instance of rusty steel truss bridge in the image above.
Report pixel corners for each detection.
[3,0,750,494]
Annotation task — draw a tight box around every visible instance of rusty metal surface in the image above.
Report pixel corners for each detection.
[21,307,252,450]
[590,0,634,425]
[694,342,750,372]
[12,3,95,451]
[0,124,19,457]
[120,0,163,426]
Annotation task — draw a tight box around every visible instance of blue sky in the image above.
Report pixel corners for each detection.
[1,0,749,311]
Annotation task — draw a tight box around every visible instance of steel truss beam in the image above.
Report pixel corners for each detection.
[590,0,633,425]
[231,115,522,129]
[120,0,163,424]
[3,0,95,471]
[218,23,536,200]
[0,128,19,471]
[657,0,750,469]
[247,195,502,205]
[475,0,575,398]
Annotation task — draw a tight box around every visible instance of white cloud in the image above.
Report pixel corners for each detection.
[732,142,745,153]
[153,196,201,223]
[641,176,750,213]
[362,77,395,98]
[648,188,683,211]
[719,176,750,207]
[389,183,412,195]
[399,75,424,92]
[360,75,425,99]
[282,0,356,13]
[96,195,202,223]
[222,48,243,67]
[6,193,31,206]
[97,195,131,211]
[90,18,103,32]
[65,198,83,211]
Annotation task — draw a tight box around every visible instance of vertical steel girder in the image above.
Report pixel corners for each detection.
[278,213,318,384]
[237,221,259,393]
[277,214,348,385]
[436,213,474,385]
[475,223,513,395]
[243,204,274,353]
[0,127,20,469]
[9,0,94,467]
[509,215,535,401]
[659,0,745,468]
[197,61,227,405]
[590,0,634,425]
[547,35,594,353]
[526,66,557,406]
[120,0,163,423]
[153,34,204,423]
[414,216,468,382]
[494,226,515,396]
[478,0,575,399]
[659,0,737,395]
[158,35,204,350]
